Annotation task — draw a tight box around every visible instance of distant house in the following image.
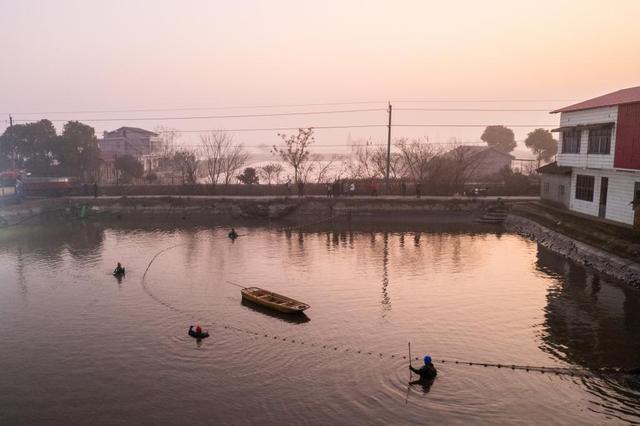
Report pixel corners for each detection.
[444,146,514,181]
[98,127,164,183]
[551,86,640,227]
[98,150,118,184]
[537,161,571,208]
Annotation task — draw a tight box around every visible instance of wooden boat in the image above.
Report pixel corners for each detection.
[240,287,310,314]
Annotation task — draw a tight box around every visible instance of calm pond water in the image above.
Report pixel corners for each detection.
[1,218,640,424]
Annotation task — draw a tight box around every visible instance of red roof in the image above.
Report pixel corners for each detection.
[551,86,640,114]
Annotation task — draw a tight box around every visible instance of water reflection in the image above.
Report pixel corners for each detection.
[4,219,640,423]
[2,219,106,290]
[381,233,391,316]
[241,299,310,324]
[409,378,435,394]
[537,245,640,370]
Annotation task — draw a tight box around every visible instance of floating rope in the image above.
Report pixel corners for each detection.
[141,228,609,380]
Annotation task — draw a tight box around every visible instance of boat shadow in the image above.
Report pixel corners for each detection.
[241,299,311,324]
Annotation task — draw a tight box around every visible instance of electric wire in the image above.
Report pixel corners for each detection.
[153,124,554,133]
[11,108,387,123]
[2,98,578,115]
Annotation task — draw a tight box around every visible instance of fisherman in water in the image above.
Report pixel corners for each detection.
[113,262,125,275]
[228,228,238,239]
[410,355,438,380]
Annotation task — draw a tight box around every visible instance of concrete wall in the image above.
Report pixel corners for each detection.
[541,174,570,208]
[557,106,618,169]
[569,168,639,225]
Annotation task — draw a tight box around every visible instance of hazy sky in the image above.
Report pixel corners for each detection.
[1,0,639,152]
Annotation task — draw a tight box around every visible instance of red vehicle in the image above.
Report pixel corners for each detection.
[0,169,24,186]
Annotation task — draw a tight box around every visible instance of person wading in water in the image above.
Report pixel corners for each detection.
[410,355,437,380]
[113,262,125,275]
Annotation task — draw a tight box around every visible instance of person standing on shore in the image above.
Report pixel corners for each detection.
[93,181,98,198]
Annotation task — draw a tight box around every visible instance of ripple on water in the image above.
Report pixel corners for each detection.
[2,222,640,424]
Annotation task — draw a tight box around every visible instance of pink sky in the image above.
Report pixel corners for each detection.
[1,0,639,151]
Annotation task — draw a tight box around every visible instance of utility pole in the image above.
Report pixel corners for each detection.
[385,102,392,189]
[9,115,15,170]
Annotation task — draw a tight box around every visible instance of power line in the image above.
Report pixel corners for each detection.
[394,124,554,128]
[395,108,550,112]
[154,124,554,133]
[158,125,387,133]
[392,98,578,103]
[150,142,495,149]
[3,101,389,115]
[11,108,387,123]
[1,98,578,115]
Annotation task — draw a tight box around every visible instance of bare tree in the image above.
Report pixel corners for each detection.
[440,143,484,192]
[200,132,229,185]
[272,128,314,184]
[394,138,441,182]
[372,145,404,179]
[172,150,199,184]
[332,159,351,181]
[297,154,318,184]
[349,140,404,180]
[152,127,182,183]
[258,163,284,185]
[223,144,249,185]
[314,154,340,184]
[349,140,380,179]
[153,126,181,155]
[200,132,248,185]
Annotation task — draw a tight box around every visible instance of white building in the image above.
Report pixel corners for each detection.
[551,86,640,227]
[98,127,163,172]
[97,127,166,183]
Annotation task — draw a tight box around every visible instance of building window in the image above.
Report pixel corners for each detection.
[561,129,581,153]
[588,127,612,154]
[558,184,565,198]
[575,174,595,202]
[543,182,549,194]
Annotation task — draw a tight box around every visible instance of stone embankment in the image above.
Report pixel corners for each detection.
[34,196,509,221]
[0,195,517,226]
[505,215,640,287]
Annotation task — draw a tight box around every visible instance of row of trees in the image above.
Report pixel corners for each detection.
[0,119,556,189]
[480,125,558,162]
[0,119,102,179]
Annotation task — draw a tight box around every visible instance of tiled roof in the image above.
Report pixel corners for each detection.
[105,127,158,136]
[551,86,640,113]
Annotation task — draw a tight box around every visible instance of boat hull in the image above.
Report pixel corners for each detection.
[241,287,310,314]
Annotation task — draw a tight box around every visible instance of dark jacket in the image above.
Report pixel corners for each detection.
[411,363,437,379]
